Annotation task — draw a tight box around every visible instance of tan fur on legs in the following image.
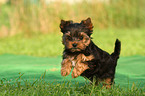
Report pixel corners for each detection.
[72,62,89,78]
[102,78,112,89]
[71,54,94,78]
[61,59,72,76]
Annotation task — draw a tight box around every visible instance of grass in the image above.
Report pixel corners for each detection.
[0,33,63,57]
[0,28,145,57]
[0,73,145,96]
[0,30,144,95]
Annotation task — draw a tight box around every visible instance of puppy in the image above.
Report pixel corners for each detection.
[60,18,121,88]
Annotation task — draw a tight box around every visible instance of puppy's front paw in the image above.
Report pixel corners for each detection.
[61,68,71,76]
[61,59,72,76]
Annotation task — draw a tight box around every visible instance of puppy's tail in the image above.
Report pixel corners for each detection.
[111,39,121,59]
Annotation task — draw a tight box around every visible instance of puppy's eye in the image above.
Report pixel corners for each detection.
[79,36,83,40]
[67,36,72,41]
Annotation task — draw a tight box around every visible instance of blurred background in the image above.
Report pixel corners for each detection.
[0,0,145,57]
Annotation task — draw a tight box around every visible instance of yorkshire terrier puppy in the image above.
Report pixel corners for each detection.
[60,18,121,88]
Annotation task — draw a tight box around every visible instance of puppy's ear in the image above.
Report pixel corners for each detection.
[60,20,73,33]
[81,17,93,31]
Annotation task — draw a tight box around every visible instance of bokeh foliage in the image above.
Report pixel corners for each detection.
[0,0,145,37]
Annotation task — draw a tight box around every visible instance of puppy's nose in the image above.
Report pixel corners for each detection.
[72,43,77,47]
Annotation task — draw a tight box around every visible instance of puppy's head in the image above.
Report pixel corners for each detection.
[60,18,93,52]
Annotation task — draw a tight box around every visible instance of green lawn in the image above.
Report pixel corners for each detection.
[0,28,145,95]
[0,28,145,57]
[0,78,144,96]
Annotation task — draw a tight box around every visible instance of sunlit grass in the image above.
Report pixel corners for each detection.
[0,28,144,57]
[0,33,63,57]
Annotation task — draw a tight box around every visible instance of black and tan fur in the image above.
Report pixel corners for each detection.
[60,18,121,88]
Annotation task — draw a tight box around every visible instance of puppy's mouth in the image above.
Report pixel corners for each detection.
[70,48,81,52]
